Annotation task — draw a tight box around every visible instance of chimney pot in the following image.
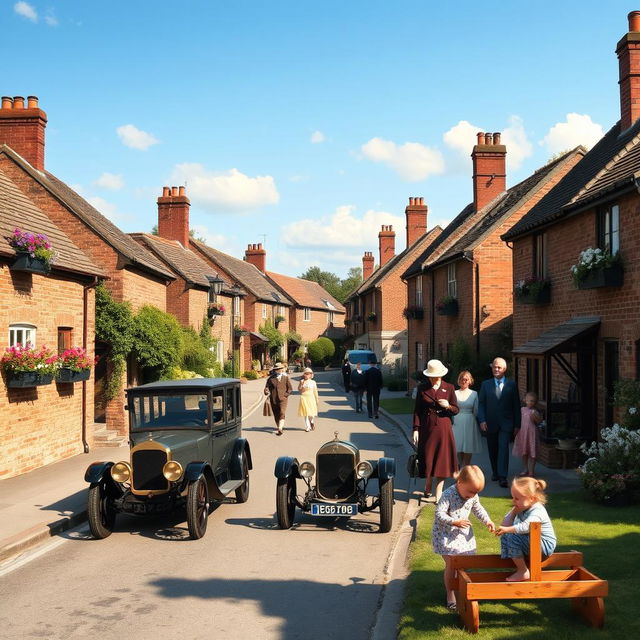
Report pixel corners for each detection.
[485,133,493,145]
[419,197,424,205]
[162,186,170,197]
[178,185,185,196]
[27,96,38,109]
[493,132,501,145]
[477,132,486,145]
[1,97,12,109]
[171,186,178,196]
[629,10,640,31]
[13,96,25,109]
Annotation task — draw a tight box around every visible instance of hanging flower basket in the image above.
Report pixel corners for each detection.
[403,306,424,320]
[207,304,225,318]
[571,248,623,290]
[6,371,54,388]
[57,367,91,383]
[8,228,55,274]
[514,277,551,304]
[436,297,458,316]
[367,311,377,322]
[10,253,51,275]
[234,325,250,338]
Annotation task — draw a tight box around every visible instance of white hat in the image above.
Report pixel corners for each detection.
[270,362,286,372]
[423,359,448,378]
[302,367,313,375]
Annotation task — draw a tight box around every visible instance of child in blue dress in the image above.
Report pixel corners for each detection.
[495,476,557,581]
[432,465,496,609]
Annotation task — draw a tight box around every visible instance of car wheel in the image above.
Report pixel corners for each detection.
[235,453,250,503]
[275,476,296,529]
[186,476,209,539]
[378,478,393,533]
[87,481,116,539]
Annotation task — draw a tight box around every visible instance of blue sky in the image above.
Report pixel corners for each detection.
[3,1,635,277]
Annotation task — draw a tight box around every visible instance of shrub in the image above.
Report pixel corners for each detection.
[243,370,258,380]
[166,366,201,380]
[316,337,335,361]
[614,379,640,430]
[132,306,183,380]
[307,340,325,365]
[180,326,217,376]
[385,376,408,392]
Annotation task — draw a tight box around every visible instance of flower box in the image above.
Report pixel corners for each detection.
[367,312,377,322]
[515,279,551,305]
[403,306,424,320]
[57,368,91,383]
[436,299,458,316]
[10,253,50,275]
[7,371,54,388]
[576,264,624,290]
[207,306,224,318]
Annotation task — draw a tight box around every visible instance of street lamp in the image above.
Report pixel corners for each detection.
[230,284,242,378]
[207,274,224,296]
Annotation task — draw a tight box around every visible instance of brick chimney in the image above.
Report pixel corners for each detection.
[245,243,266,272]
[405,197,428,248]
[378,225,396,267]
[617,11,640,131]
[0,96,47,170]
[472,132,507,211]
[362,251,374,281]
[157,186,190,248]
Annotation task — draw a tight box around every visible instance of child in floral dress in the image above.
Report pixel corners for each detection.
[432,465,495,609]
[512,391,543,476]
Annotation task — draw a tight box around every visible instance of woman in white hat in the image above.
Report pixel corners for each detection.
[412,359,459,501]
[297,367,319,431]
[264,362,293,435]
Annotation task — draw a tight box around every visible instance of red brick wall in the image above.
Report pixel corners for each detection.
[0,265,95,478]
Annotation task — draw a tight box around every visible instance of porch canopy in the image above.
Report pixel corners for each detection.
[249,331,268,342]
[512,316,600,440]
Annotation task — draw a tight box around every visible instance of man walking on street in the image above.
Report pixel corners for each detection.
[264,362,293,435]
[478,357,521,487]
[365,361,383,419]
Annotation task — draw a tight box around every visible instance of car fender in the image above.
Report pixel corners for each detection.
[376,457,396,481]
[274,456,299,479]
[230,438,253,480]
[84,461,114,484]
[184,461,211,483]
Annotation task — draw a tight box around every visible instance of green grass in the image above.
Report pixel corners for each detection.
[380,397,414,414]
[399,492,640,639]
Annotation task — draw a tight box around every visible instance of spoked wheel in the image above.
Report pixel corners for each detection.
[378,478,393,533]
[235,453,250,503]
[87,481,116,539]
[275,476,297,529]
[186,476,209,539]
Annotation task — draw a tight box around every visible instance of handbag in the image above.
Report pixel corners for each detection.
[263,399,272,417]
[407,452,419,478]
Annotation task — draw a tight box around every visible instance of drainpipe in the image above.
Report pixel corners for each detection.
[82,276,99,453]
[463,252,480,355]
[429,267,435,357]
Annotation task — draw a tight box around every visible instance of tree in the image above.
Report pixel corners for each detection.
[338,267,362,301]
[300,266,363,303]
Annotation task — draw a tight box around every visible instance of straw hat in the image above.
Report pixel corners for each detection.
[270,362,286,372]
[423,359,448,378]
[302,367,313,375]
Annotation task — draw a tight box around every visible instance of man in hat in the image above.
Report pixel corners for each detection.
[264,362,293,435]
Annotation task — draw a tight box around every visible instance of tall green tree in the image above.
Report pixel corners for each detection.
[300,266,362,303]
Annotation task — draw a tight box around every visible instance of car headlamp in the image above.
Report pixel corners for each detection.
[356,461,374,479]
[162,460,184,482]
[111,461,132,483]
[299,461,315,478]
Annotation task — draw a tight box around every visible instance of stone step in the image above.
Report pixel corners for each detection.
[92,425,128,447]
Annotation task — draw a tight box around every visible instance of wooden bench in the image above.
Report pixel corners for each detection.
[450,521,608,633]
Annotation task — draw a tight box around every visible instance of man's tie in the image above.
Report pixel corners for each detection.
[496,381,503,399]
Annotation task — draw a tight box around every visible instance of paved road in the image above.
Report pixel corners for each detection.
[0,372,412,640]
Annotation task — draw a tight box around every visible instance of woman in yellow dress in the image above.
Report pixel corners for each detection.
[298,367,319,431]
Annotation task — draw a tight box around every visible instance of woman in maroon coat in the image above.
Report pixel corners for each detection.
[412,359,459,501]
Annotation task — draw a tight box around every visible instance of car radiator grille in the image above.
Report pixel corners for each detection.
[132,449,169,491]
[317,453,355,500]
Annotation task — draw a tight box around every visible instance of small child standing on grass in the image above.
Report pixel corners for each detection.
[495,476,557,581]
[512,391,543,477]
[432,465,495,610]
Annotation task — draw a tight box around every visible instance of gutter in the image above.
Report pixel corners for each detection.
[82,276,100,453]
[463,251,480,355]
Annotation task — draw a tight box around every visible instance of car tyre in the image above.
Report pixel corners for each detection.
[235,453,250,503]
[276,476,296,529]
[378,478,393,533]
[187,476,209,539]
[87,481,116,539]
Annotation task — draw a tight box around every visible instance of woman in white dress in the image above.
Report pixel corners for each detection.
[452,370,482,467]
[298,367,319,431]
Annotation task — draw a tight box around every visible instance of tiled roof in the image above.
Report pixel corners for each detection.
[0,168,104,277]
[349,226,443,300]
[130,233,219,289]
[503,119,640,240]
[432,149,583,266]
[191,239,293,305]
[0,145,175,281]
[266,271,345,312]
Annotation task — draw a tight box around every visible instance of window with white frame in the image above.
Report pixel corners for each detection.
[262,304,267,319]
[447,263,457,298]
[9,323,36,347]
[416,275,423,307]
[328,311,334,324]
[233,296,240,317]
[598,204,620,255]
[304,307,311,321]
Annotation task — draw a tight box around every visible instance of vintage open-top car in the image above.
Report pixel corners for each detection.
[84,378,252,540]
[274,432,395,532]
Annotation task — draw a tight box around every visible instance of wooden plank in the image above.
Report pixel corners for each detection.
[572,596,605,628]
[529,521,542,581]
[463,569,574,584]
[542,551,583,568]
[451,551,583,572]
[466,577,609,600]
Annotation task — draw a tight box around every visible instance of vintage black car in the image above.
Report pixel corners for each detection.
[84,379,252,540]
[274,432,395,532]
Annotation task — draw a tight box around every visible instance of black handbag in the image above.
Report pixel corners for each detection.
[407,452,419,478]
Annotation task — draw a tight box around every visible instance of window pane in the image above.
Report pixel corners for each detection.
[611,205,620,254]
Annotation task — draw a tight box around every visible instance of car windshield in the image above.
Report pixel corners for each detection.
[349,353,377,365]
[130,391,224,430]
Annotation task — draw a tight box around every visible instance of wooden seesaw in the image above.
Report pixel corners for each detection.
[449,521,608,633]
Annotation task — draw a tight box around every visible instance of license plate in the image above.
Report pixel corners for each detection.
[311,503,358,516]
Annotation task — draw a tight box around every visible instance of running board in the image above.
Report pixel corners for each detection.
[217,479,243,496]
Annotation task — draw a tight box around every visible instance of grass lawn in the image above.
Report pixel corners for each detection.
[380,397,414,414]
[399,492,640,639]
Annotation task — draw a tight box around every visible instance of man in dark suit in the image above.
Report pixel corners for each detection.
[364,362,384,419]
[264,362,293,435]
[477,357,521,487]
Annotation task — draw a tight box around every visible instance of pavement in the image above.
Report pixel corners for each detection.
[0,377,268,563]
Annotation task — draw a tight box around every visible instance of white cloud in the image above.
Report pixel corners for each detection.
[361,137,444,181]
[94,172,124,191]
[541,113,604,154]
[281,205,404,248]
[190,224,230,249]
[116,124,159,151]
[44,12,58,27]
[170,164,279,212]
[310,130,326,144]
[14,2,37,21]
[443,116,533,171]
